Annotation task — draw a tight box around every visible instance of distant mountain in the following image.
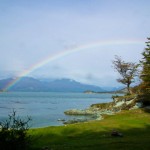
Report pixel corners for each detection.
[43,78,106,92]
[0,77,45,92]
[0,77,106,92]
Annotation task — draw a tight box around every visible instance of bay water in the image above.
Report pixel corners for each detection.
[0,92,114,128]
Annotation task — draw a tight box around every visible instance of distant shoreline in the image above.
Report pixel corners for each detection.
[84,90,126,94]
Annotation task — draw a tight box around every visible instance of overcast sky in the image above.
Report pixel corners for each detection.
[0,0,150,86]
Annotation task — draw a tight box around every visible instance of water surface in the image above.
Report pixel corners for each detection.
[0,92,114,127]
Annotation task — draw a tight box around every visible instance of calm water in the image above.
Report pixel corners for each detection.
[0,92,114,128]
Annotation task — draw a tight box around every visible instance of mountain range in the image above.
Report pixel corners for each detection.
[0,77,122,92]
[0,77,104,92]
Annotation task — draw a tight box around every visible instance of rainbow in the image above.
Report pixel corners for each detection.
[3,39,144,91]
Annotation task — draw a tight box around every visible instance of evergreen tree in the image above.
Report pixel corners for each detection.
[139,38,150,105]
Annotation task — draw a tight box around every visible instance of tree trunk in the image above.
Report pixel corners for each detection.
[127,83,130,94]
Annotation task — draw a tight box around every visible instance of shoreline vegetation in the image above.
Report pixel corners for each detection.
[61,88,134,124]
[62,93,142,124]
[83,89,127,94]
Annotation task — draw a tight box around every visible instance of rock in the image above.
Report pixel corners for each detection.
[57,119,65,121]
[145,106,150,109]
[64,95,139,124]
[95,114,103,120]
[111,130,123,137]
[41,146,49,150]
[132,102,143,109]
[64,109,95,115]
[114,101,125,107]
[91,102,114,110]
[126,99,134,105]
[63,118,88,124]
[100,110,114,115]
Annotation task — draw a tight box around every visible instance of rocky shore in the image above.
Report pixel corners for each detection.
[62,94,143,124]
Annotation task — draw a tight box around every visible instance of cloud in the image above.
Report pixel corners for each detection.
[0,0,149,86]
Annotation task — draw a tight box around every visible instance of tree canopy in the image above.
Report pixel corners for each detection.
[113,55,139,94]
[138,38,150,104]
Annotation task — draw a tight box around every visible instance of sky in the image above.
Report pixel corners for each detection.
[0,0,150,87]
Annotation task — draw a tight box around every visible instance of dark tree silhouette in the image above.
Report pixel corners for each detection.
[138,38,150,105]
[113,55,139,94]
[0,111,32,150]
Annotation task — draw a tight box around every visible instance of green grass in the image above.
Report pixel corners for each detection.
[29,109,150,150]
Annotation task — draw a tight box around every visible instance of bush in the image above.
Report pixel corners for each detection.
[137,84,150,105]
[0,111,32,150]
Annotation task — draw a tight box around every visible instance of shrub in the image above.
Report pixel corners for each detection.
[0,110,32,150]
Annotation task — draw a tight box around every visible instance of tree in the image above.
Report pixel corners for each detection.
[138,38,150,104]
[113,55,139,94]
[0,111,32,150]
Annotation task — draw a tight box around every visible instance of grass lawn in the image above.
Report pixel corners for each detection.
[29,109,150,150]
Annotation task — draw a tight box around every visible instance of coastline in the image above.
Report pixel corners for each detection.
[62,94,143,124]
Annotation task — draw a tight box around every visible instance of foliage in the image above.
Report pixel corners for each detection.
[0,111,32,150]
[112,55,139,94]
[138,38,150,105]
[130,85,141,94]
